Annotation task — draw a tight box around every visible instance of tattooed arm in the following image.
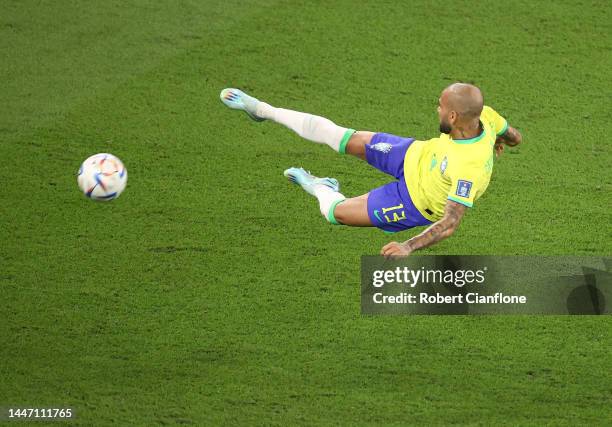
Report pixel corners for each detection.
[494,125,522,157]
[496,125,523,147]
[380,200,467,257]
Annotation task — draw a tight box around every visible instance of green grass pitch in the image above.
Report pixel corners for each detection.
[1,0,610,425]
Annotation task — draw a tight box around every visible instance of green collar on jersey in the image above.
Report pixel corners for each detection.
[453,121,486,144]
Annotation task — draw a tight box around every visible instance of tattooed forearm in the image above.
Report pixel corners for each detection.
[498,126,522,146]
[404,217,455,251]
[407,222,449,250]
[402,201,467,252]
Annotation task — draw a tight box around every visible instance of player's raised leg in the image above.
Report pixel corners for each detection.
[220,88,375,157]
[344,131,376,160]
[283,167,372,226]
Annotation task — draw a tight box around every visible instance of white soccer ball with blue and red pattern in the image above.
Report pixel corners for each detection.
[77,153,127,201]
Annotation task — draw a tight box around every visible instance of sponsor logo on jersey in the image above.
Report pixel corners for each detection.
[429,153,437,171]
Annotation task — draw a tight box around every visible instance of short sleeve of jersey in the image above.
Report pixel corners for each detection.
[447,170,485,208]
[482,105,508,136]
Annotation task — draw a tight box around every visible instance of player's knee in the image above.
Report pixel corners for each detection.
[346,131,375,159]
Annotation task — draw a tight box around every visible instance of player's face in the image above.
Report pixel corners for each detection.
[438,96,452,134]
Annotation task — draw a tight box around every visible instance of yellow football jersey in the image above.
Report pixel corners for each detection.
[403,106,508,221]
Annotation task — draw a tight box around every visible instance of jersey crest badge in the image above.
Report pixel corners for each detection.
[456,180,472,198]
[440,156,448,174]
[371,142,392,154]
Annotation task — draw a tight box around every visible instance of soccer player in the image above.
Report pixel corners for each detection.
[220,83,522,256]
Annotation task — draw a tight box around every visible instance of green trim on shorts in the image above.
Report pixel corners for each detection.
[338,129,356,154]
[327,198,346,225]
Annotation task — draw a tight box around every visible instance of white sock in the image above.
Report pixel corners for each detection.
[256,102,354,153]
[312,184,345,224]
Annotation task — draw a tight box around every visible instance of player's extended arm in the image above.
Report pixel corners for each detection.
[380,200,467,257]
[496,125,522,147]
[494,125,522,157]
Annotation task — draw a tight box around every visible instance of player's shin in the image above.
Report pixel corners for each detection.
[257,103,355,153]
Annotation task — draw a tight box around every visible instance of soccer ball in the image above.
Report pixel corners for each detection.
[77,153,128,201]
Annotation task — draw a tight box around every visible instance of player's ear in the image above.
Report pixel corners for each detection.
[449,111,457,124]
